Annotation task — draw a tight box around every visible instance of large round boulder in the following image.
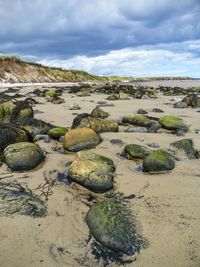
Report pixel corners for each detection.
[72,113,118,133]
[124,144,151,159]
[170,139,199,159]
[0,101,33,123]
[159,115,188,132]
[122,115,151,127]
[63,128,101,152]
[0,124,30,152]
[143,150,175,173]
[3,142,44,171]
[48,127,68,139]
[86,199,141,253]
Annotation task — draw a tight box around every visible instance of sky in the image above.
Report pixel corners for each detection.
[0,0,200,77]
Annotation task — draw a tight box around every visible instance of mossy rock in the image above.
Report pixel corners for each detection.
[76,91,90,97]
[13,118,55,138]
[0,124,31,152]
[3,142,44,171]
[91,107,109,119]
[68,156,114,193]
[77,151,115,171]
[48,127,68,139]
[124,144,151,160]
[0,101,15,123]
[170,139,199,159]
[0,189,47,217]
[44,90,57,98]
[122,115,151,127]
[182,94,200,108]
[117,92,130,100]
[0,101,33,123]
[143,150,175,173]
[159,115,188,132]
[86,199,141,253]
[72,114,118,133]
[63,128,101,152]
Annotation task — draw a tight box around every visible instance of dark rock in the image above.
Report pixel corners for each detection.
[143,150,175,173]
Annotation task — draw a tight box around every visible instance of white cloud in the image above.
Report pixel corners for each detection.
[38,40,200,77]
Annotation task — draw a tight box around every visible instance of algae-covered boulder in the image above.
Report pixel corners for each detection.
[13,118,55,138]
[124,144,151,160]
[45,89,57,98]
[76,91,90,97]
[4,142,44,171]
[122,115,151,127]
[0,124,31,152]
[143,150,175,173]
[77,151,115,170]
[71,113,118,133]
[182,94,200,108]
[68,152,115,193]
[159,115,188,132]
[117,92,130,100]
[48,127,68,139]
[63,128,101,152]
[91,107,109,119]
[170,139,199,159]
[0,189,47,217]
[86,199,141,253]
[0,100,33,123]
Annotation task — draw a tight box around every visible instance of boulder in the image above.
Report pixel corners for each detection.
[182,94,200,108]
[159,115,188,132]
[124,144,151,159]
[45,89,57,98]
[143,150,175,173]
[48,127,68,139]
[122,115,151,127]
[13,118,55,138]
[68,151,115,193]
[0,100,33,123]
[0,124,30,152]
[86,199,141,253]
[170,139,199,159]
[4,142,44,171]
[91,107,109,118]
[63,128,101,152]
[71,113,118,133]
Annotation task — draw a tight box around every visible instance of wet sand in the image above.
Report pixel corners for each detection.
[0,83,199,267]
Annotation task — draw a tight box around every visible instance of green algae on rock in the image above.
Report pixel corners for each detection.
[143,150,175,173]
[0,124,30,152]
[0,189,47,217]
[77,151,115,171]
[71,113,118,133]
[68,160,114,193]
[44,89,57,98]
[86,199,143,254]
[124,144,151,160]
[48,127,68,139]
[0,100,33,123]
[159,115,188,132]
[13,118,55,138]
[171,139,199,159]
[3,142,44,171]
[122,115,151,127]
[63,128,101,152]
[91,107,109,119]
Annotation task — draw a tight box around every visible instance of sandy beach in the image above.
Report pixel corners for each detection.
[0,81,199,267]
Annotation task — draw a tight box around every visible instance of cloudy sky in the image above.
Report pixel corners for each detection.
[0,0,200,77]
